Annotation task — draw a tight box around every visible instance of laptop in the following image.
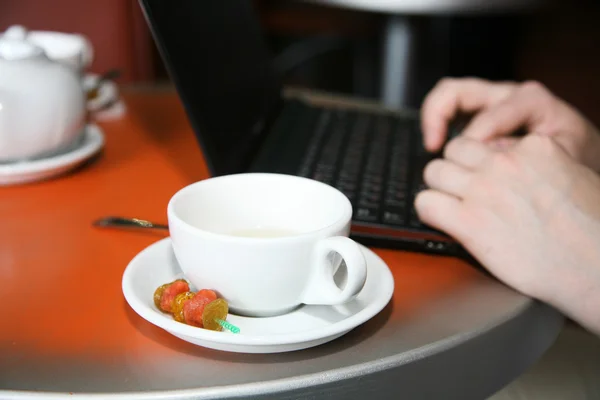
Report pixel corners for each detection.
[138,0,468,258]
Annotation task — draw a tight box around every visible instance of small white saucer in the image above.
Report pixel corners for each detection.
[122,238,394,354]
[0,124,104,186]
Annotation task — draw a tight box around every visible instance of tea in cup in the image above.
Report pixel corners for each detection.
[167,173,367,317]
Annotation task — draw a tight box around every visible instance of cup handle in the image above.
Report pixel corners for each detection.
[301,236,367,305]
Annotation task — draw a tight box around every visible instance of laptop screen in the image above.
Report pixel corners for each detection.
[139,0,283,176]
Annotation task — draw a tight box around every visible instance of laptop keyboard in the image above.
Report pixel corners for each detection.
[291,102,436,230]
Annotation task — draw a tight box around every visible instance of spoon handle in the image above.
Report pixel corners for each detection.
[93,216,169,231]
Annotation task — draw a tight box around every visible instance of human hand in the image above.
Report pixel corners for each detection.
[420,78,600,173]
[415,134,600,334]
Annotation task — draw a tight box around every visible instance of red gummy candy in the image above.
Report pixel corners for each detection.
[183,289,218,327]
[159,280,190,313]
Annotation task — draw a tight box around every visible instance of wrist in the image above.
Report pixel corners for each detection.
[533,220,600,335]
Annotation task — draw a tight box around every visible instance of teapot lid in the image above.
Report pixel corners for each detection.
[0,25,44,61]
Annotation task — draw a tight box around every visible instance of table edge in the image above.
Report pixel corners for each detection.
[1,299,564,400]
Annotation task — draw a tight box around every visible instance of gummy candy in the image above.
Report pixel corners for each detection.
[202,298,229,332]
[153,283,169,310]
[172,291,195,323]
[153,282,237,333]
[153,279,189,313]
[183,289,217,327]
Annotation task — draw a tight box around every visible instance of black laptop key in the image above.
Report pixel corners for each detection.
[383,208,406,225]
[355,206,379,222]
[339,189,356,201]
[378,119,413,226]
[310,109,350,184]
[337,178,357,189]
[384,197,406,208]
[407,120,436,229]
[355,115,391,217]
[362,174,383,185]
[298,109,332,177]
[359,188,381,204]
[334,113,369,200]
[384,178,408,206]
[362,181,382,193]
[358,193,380,206]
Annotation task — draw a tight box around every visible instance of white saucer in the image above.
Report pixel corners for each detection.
[0,124,104,186]
[122,237,394,354]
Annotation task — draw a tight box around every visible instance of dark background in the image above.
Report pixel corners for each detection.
[3,0,599,123]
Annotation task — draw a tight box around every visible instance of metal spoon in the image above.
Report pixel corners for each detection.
[93,216,168,231]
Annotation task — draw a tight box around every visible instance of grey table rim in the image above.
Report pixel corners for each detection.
[2,299,564,400]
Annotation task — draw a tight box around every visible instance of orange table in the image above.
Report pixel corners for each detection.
[0,88,563,399]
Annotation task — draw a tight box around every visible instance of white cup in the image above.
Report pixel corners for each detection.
[167,173,368,317]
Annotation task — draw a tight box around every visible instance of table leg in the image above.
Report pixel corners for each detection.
[381,15,414,108]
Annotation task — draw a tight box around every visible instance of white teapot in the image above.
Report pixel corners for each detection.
[0,27,86,163]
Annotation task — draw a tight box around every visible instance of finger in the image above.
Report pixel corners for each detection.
[443,136,493,169]
[515,133,571,164]
[489,136,520,151]
[461,84,549,142]
[414,189,465,240]
[421,78,515,152]
[423,158,473,198]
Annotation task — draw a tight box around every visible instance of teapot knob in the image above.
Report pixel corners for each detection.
[0,25,45,61]
[4,25,28,40]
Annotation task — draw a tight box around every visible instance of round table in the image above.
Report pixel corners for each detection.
[0,88,563,399]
